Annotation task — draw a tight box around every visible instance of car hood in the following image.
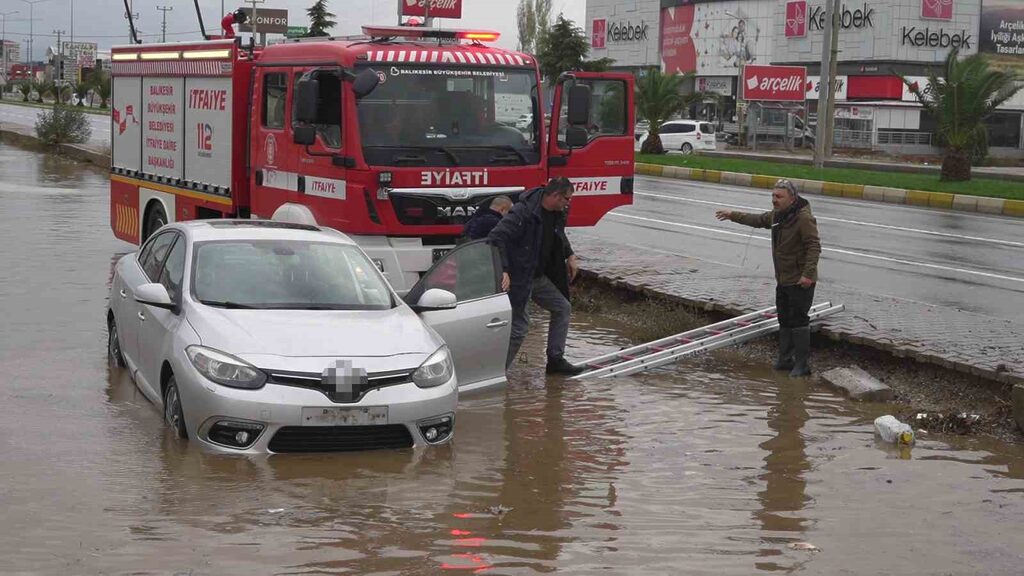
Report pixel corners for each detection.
[186,304,442,359]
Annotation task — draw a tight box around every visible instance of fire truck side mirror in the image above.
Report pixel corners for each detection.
[566,126,588,149]
[566,84,591,127]
[293,125,316,146]
[352,69,380,99]
[295,78,319,124]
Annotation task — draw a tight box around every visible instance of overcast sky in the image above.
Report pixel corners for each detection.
[1,0,586,61]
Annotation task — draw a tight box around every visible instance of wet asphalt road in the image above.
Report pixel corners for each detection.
[586,175,1024,323]
[0,100,111,146]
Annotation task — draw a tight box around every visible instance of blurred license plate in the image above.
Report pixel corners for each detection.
[301,406,388,426]
[432,248,451,262]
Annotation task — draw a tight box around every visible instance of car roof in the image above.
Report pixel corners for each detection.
[664,119,708,125]
[167,219,357,245]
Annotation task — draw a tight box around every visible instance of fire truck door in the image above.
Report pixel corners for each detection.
[292,69,348,227]
[546,72,635,226]
[251,68,296,218]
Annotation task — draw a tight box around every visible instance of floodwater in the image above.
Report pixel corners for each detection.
[1,142,1023,575]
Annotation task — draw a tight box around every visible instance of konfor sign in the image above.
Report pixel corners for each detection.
[402,0,463,19]
[742,65,806,102]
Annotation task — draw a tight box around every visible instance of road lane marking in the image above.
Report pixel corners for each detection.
[634,191,1024,249]
[607,212,1024,284]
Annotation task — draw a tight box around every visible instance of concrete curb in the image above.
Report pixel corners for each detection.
[636,162,1024,219]
[0,125,109,169]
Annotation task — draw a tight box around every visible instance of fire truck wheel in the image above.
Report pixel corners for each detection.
[143,203,168,243]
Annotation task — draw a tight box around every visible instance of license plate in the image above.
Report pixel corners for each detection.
[432,248,451,262]
[301,406,388,426]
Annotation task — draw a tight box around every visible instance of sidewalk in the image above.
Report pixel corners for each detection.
[570,231,1024,387]
[703,148,1024,181]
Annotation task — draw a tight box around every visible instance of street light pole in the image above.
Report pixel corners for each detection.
[20,0,49,65]
[812,0,835,168]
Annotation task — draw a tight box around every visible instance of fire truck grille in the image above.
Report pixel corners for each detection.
[389,192,520,226]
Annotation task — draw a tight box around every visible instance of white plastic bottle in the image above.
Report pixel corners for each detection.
[873,415,915,445]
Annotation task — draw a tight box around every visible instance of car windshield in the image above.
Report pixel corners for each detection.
[356,64,539,167]
[191,240,393,310]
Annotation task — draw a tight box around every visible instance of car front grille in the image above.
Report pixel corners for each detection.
[265,368,414,403]
[268,425,414,453]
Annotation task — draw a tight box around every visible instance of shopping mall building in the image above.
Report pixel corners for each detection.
[586,0,1024,156]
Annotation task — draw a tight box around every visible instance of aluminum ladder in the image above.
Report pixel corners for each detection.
[573,302,845,380]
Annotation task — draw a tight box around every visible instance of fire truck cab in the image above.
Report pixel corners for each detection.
[110,26,635,292]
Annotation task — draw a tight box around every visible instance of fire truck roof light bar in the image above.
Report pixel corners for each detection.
[182,49,232,59]
[361,25,500,42]
[140,51,181,60]
[111,53,138,61]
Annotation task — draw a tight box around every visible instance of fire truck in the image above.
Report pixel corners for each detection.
[109,24,635,292]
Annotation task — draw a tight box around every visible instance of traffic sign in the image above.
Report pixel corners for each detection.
[285,26,308,38]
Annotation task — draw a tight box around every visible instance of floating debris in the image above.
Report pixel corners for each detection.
[788,542,820,552]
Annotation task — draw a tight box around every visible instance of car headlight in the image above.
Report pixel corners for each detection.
[413,346,454,388]
[185,345,266,389]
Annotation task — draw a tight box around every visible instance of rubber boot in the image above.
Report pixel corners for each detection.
[773,328,794,371]
[788,327,812,377]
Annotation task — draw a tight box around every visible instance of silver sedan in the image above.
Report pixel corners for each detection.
[106,220,511,454]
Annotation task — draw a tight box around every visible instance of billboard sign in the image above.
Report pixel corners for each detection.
[237,8,289,34]
[805,75,848,100]
[742,65,807,101]
[592,19,607,49]
[401,0,463,19]
[786,1,807,38]
[921,0,954,21]
[980,0,1024,65]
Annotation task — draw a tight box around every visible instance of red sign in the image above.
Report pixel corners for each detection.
[921,0,953,20]
[741,65,807,101]
[660,6,697,75]
[785,1,807,38]
[592,19,607,49]
[401,0,462,19]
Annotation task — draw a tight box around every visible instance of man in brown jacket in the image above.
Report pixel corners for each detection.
[715,179,821,376]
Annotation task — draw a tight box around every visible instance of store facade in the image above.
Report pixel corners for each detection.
[585,0,1024,153]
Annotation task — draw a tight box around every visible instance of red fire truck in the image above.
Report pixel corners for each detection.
[109,25,634,292]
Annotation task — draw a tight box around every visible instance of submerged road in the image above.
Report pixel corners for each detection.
[587,175,1024,323]
[0,100,111,146]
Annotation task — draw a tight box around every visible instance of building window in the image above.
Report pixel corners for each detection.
[985,113,1021,148]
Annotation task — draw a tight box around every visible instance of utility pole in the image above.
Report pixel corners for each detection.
[156,6,172,43]
[824,0,840,158]
[53,28,64,106]
[124,0,140,44]
[812,0,836,168]
[19,0,49,65]
[249,0,263,45]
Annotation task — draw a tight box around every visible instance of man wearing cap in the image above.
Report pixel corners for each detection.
[488,177,583,375]
[715,179,821,376]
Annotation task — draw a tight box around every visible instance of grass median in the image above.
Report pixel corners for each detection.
[1,99,110,116]
[637,153,1024,201]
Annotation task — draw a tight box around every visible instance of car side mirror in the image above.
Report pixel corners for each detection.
[566,84,591,126]
[294,78,319,124]
[566,126,588,149]
[293,125,316,145]
[352,68,380,99]
[135,282,175,311]
[412,288,457,312]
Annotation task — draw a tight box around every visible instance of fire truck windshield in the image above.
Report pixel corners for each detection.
[357,65,539,167]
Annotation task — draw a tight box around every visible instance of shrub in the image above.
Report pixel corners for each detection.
[35,106,92,145]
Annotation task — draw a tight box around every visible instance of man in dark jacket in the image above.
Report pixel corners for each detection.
[463,196,512,240]
[715,179,821,376]
[487,177,582,375]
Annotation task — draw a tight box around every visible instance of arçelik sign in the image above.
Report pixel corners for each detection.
[742,65,807,102]
[402,0,463,19]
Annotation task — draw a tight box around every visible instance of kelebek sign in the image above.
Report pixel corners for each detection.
[921,0,953,21]
[742,65,807,102]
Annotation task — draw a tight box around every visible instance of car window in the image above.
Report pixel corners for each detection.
[192,240,392,310]
[557,78,627,146]
[294,70,342,149]
[140,232,177,281]
[262,72,287,129]
[699,123,715,134]
[661,123,678,134]
[678,124,696,134]
[411,241,500,304]
[158,236,186,303]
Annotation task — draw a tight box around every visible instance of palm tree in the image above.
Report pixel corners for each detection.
[17,82,31,102]
[73,80,92,107]
[902,49,1021,181]
[635,68,690,154]
[34,81,49,103]
[95,76,111,109]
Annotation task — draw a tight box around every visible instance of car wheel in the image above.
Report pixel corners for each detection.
[107,316,125,368]
[164,376,189,440]
[681,142,694,154]
[143,203,167,243]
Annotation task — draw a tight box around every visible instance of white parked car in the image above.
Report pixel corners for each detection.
[514,113,533,130]
[107,220,511,454]
[638,120,717,154]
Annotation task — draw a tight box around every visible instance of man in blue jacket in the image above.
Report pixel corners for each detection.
[463,196,512,240]
[487,177,583,375]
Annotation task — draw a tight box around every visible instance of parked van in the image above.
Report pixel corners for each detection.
[637,120,716,154]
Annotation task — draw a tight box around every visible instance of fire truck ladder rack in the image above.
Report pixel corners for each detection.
[572,302,845,380]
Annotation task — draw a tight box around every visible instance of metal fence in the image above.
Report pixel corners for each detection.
[876,130,933,146]
[832,129,874,149]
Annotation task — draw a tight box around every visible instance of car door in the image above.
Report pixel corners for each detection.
[134,231,183,402]
[660,123,680,149]
[117,231,175,374]
[404,240,511,392]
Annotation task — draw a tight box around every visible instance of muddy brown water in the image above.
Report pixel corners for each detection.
[1,143,1023,575]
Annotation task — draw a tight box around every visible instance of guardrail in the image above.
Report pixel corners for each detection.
[877,130,933,146]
